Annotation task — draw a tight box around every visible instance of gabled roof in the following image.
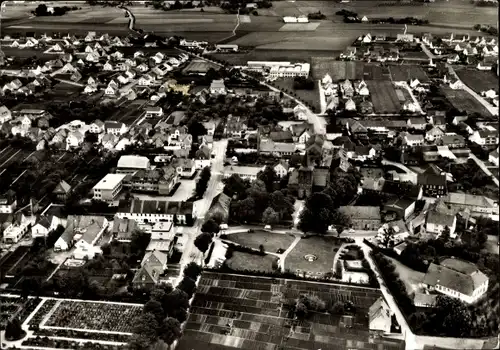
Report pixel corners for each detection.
[141,250,168,267]
[418,173,446,186]
[338,206,381,220]
[53,180,71,194]
[426,210,455,227]
[368,297,390,322]
[423,259,488,296]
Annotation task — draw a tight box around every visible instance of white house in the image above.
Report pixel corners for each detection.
[3,214,34,244]
[489,148,499,166]
[223,165,264,181]
[104,121,127,136]
[274,161,290,178]
[0,105,12,123]
[31,215,66,238]
[422,258,488,304]
[209,79,227,95]
[426,210,457,238]
[404,133,425,147]
[145,107,163,118]
[105,85,118,96]
[66,131,84,150]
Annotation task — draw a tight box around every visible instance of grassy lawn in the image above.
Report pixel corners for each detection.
[285,236,342,276]
[225,251,278,273]
[386,256,425,294]
[227,231,295,253]
[272,78,321,112]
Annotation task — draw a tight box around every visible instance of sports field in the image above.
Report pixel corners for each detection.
[178,272,404,350]
[441,86,492,115]
[454,68,499,95]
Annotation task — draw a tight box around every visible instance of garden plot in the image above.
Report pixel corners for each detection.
[389,64,430,83]
[226,231,295,253]
[366,80,402,114]
[178,272,403,350]
[43,300,142,333]
[279,23,321,31]
[285,236,342,277]
[454,68,499,95]
[441,87,492,116]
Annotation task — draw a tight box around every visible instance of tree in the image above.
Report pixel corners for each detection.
[132,313,159,342]
[432,295,473,337]
[237,197,257,222]
[201,219,219,234]
[160,317,182,349]
[257,166,278,192]
[223,174,248,199]
[183,262,202,280]
[178,276,197,297]
[382,225,395,248]
[35,4,48,16]
[187,120,207,141]
[144,300,165,323]
[194,232,212,253]
[336,225,345,237]
[5,318,25,341]
[299,192,336,234]
[262,207,279,226]
[295,302,308,319]
[440,226,450,242]
[330,301,345,315]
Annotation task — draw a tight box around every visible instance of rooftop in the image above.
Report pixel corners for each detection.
[93,173,127,191]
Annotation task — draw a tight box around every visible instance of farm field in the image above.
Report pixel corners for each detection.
[285,236,342,277]
[226,251,279,273]
[226,231,296,253]
[441,86,492,116]
[454,68,499,95]
[211,49,339,66]
[389,64,430,83]
[178,271,405,350]
[44,300,142,333]
[366,80,402,114]
[311,59,364,81]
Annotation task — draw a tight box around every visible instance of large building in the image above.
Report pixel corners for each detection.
[116,199,195,224]
[93,173,127,202]
[422,258,489,304]
[116,155,151,175]
[246,61,311,78]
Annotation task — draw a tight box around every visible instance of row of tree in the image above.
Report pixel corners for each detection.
[194,166,211,198]
[129,262,203,349]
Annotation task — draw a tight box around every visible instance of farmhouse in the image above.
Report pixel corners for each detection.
[422,258,488,304]
[426,210,457,238]
[442,192,498,217]
[116,199,195,224]
[338,206,381,230]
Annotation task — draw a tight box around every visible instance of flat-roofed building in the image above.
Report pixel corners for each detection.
[93,174,127,202]
[116,155,151,175]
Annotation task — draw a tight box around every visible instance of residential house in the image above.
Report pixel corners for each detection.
[195,146,211,170]
[132,250,168,289]
[202,121,216,136]
[116,199,195,224]
[438,133,466,149]
[442,192,498,218]
[259,139,296,157]
[426,210,457,238]
[3,213,34,244]
[209,79,227,95]
[105,121,127,136]
[290,123,313,144]
[274,160,290,178]
[127,166,178,195]
[422,258,488,304]
[469,129,499,146]
[0,105,12,123]
[407,117,427,130]
[111,218,137,242]
[338,206,381,231]
[31,214,66,238]
[225,116,248,138]
[418,173,446,197]
[172,158,196,178]
[208,193,231,223]
[66,131,84,150]
[54,215,108,254]
[403,133,425,148]
[350,146,377,162]
[223,165,264,181]
[89,120,105,134]
[145,107,163,118]
[383,197,416,221]
[425,126,445,142]
[52,180,71,202]
[368,297,392,334]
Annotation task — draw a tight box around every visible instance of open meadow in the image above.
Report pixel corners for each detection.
[366,80,402,114]
[454,68,499,95]
[441,86,493,116]
[178,272,405,350]
[226,251,279,273]
[226,231,296,253]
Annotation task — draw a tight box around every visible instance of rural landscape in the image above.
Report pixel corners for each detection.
[0,0,499,350]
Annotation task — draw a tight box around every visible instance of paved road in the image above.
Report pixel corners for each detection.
[469,153,500,187]
[176,139,227,282]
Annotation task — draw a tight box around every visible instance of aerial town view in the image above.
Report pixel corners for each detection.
[0,0,498,349]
